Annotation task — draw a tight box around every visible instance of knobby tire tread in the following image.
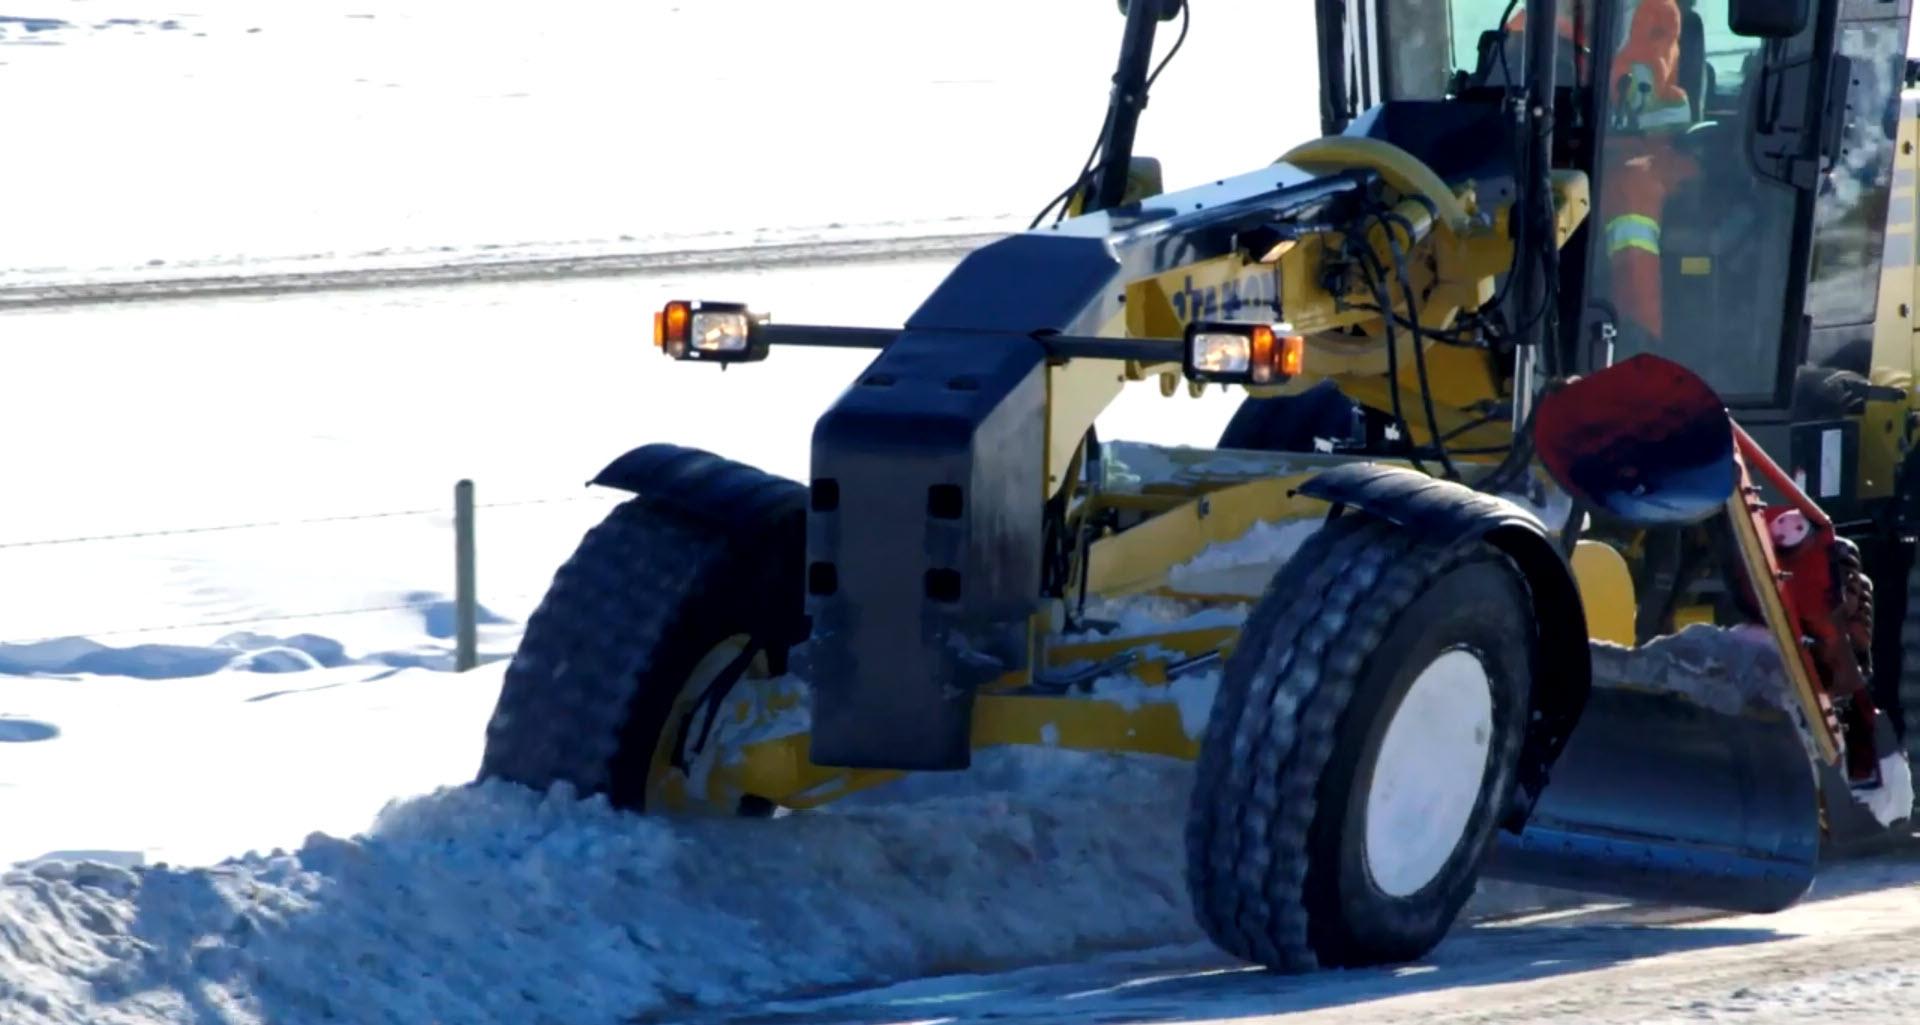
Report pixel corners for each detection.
[1187,516,1504,971]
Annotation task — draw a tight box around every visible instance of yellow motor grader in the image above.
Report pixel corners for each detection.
[478,0,1920,973]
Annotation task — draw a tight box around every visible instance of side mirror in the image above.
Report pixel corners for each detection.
[1115,0,1182,22]
[1066,156,1165,216]
[1729,0,1808,38]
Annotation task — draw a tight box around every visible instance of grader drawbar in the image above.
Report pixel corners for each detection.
[479,0,1910,973]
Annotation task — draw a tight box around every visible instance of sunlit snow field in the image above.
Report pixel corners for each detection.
[0,0,1320,283]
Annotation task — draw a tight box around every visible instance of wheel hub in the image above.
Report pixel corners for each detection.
[1363,647,1495,897]
[648,634,772,812]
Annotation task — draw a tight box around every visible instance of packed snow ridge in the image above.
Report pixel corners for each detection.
[0,752,1199,1025]
[0,746,1593,1025]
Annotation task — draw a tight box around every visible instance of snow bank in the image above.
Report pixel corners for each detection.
[1591,623,1806,722]
[0,633,348,680]
[0,744,1598,1025]
[0,753,1200,1025]
[0,596,517,681]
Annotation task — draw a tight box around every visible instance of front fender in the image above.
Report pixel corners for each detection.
[589,443,805,535]
[1296,461,1591,831]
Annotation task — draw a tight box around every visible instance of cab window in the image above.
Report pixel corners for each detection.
[1584,0,1814,405]
[1382,0,1597,99]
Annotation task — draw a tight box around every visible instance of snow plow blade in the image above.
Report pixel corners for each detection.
[1483,684,1819,913]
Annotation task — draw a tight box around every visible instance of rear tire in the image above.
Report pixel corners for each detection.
[1218,381,1361,453]
[476,469,806,813]
[1185,514,1534,971]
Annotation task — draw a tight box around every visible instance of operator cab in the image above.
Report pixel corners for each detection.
[1318,0,1884,421]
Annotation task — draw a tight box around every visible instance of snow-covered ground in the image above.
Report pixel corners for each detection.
[0,263,1243,646]
[0,663,502,870]
[1,0,1321,287]
[6,1,1915,289]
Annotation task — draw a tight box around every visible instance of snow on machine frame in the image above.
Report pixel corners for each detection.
[481,0,1920,973]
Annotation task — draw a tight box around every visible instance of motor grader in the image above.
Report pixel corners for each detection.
[479,0,1920,973]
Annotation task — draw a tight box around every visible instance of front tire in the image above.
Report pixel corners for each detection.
[1185,514,1534,971]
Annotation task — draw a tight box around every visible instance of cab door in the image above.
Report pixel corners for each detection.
[1803,1,1913,382]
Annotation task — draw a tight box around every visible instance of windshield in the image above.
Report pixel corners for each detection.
[1375,0,1810,404]
[1447,0,1535,73]
[1385,0,1596,99]
[1386,1,1760,103]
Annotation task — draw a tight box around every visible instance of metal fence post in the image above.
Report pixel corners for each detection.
[455,479,478,671]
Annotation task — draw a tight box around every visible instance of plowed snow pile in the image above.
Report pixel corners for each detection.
[0,752,1198,1025]
[1595,623,1913,827]
[0,747,1592,1025]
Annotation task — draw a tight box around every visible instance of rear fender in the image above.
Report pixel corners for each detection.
[1295,462,1590,831]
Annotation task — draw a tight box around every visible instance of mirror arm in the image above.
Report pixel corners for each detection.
[1090,0,1167,212]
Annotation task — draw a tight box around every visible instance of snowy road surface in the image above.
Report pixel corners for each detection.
[702,857,1920,1025]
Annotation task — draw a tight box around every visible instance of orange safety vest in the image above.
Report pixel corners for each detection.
[1603,0,1696,339]
[1600,141,1698,336]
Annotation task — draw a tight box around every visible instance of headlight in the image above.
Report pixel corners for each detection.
[692,311,750,354]
[654,300,769,364]
[1189,332,1252,375]
[1182,321,1303,386]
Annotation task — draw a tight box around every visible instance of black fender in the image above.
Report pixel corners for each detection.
[1295,461,1592,832]
[588,443,806,535]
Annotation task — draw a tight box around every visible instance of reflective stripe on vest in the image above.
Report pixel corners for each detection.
[1606,214,1662,256]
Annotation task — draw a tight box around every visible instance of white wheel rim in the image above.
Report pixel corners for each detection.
[1363,647,1495,897]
